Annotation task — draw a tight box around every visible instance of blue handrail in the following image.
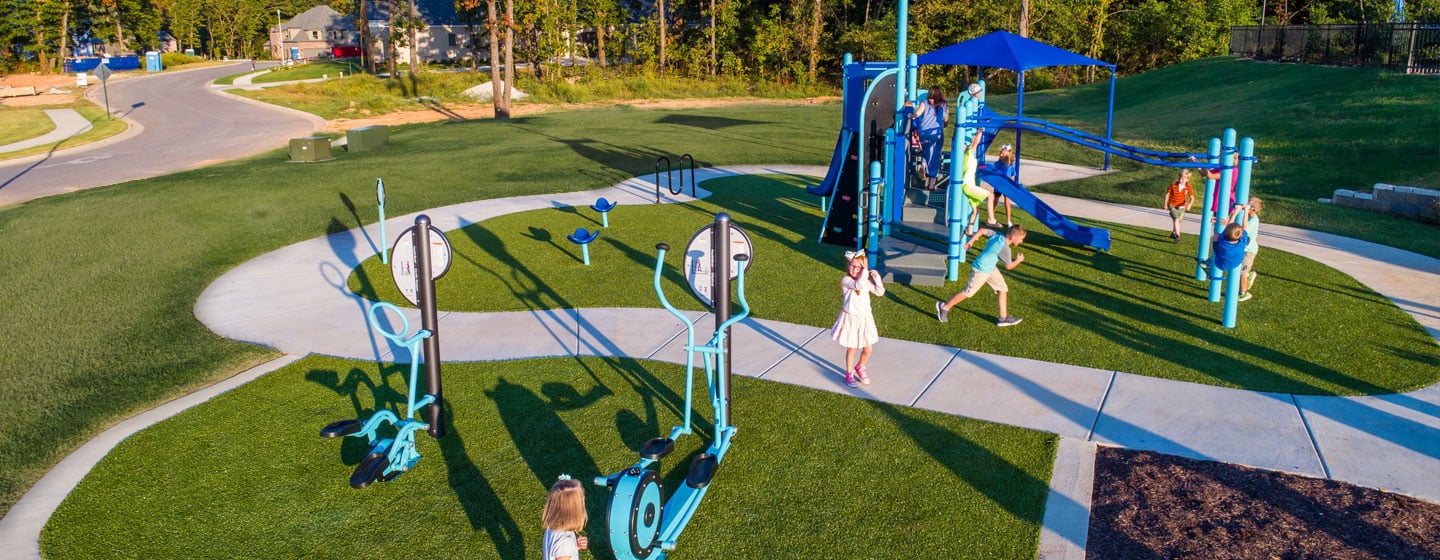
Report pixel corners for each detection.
[972,115,1222,169]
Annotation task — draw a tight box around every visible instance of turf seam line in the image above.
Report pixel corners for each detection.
[754,328,827,380]
[909,349,962,407]
[1087,371,1118,441]
[1291,394,1332,479]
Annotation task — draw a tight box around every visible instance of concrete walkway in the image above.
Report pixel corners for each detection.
[0,109,92,154]
[3,162,1436,559]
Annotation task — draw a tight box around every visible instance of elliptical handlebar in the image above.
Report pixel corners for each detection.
[714,255,751,336]
[651,244,689,326]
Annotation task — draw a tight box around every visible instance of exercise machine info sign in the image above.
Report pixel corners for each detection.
[390,225,452,306]
[683,223,753,309]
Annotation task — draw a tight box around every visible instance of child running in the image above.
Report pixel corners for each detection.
[831,251,885,388]
[1163,169,1196,242]
[936,225,1027,327]
[542,476,589,560]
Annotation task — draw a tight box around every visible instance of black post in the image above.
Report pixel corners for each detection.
[415,215,445,438]
[712,212,732,426]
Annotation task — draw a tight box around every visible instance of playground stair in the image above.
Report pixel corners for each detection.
[880,187,950,287]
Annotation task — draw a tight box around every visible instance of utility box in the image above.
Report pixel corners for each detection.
[346,125,388,152]
[288,136,333,162]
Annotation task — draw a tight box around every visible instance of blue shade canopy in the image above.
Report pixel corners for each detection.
[917,30,1113,70]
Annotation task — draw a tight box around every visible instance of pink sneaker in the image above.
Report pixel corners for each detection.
[855,365,870,385]
[845,369,858,388]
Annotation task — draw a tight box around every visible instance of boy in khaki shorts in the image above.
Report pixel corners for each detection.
[936,225,1027,327]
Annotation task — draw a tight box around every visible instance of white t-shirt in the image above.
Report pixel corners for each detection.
[543,529,579,560]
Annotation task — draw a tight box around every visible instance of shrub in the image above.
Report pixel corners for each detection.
[161,52,205,68]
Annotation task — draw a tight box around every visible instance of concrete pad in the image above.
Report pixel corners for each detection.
[761,334,960,404]
[913,351,1113,439]
[211,298,410,361]
[1295,393,1440,502]
[1037,437,1097,560]
[648,316,825,377]
[576,307,701,358]
[1091,373,1324,477]
[435,309,577,361]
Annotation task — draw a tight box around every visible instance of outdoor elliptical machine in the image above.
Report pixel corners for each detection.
[320,215,451,488]
[596,213,752,560]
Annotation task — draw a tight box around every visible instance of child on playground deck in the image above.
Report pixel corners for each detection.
[831,251,885,388]
[1163,169,1196,242]
[936,225,1027,327]
[959,129,998,232]
[542,477,589,560]
[992,143,1016,226]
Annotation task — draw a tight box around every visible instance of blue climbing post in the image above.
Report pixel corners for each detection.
[567,228,599,265]
[591,197,617,228]
[907,53,919,104]
[1221,137,1256,329]
[945,112,972,282]
[883,128,897,236]
[867,161,883,269]
[1208,129,1238,303]
[1195,138,1222,280]
[376,178,388,264]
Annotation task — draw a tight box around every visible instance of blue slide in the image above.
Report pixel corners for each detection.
[807,130,852,196]
[978,168,1111,251]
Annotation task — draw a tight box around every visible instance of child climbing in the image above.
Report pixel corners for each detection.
[936,225,1027,327]
[992,143,1016,226]
[1163,169,1196,242]
[1207,205,1251,291]
[831,251,885,388]
[911,86,949,191]
[542,476,589,560]
[960,129,997,232]
[1238,198,1263,301]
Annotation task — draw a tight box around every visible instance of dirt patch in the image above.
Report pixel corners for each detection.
[322,96,838,133]
[1087,446,1440,559]
[1,73,87,107]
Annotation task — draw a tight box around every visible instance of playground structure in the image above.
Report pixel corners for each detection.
[596,213,751,560]
[808,24,1258,327]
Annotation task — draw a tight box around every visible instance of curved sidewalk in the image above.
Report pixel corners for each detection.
[193,161,1439,502]
[0,109,92,154]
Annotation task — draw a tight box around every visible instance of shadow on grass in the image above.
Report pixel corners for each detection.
[656,114,765,130]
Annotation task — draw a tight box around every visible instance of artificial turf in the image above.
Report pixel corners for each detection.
[42,355,1056,560]
[349,174,1440,396]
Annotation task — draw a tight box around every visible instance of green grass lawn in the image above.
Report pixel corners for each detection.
[350,174,1440,396]
[0,102,128,164]
[982,57,1440,259]
[0,107,56,146]
[252,58,366,83]
[0,103,836,519]
[42,355,1056,560]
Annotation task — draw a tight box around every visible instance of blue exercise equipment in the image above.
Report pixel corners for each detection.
[320,301,437,488]
[567,227,600,265]
[592,197,618,227]
[595,241,751,560]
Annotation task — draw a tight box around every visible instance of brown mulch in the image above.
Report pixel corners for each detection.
[1087,446,1440,560]
[322,96,839,132]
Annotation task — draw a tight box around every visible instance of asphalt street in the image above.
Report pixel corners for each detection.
[0,62,321,207]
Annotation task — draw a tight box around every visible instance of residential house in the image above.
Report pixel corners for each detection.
[270,5,359,60]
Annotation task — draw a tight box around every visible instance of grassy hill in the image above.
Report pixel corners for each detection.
[985,57,1440,258]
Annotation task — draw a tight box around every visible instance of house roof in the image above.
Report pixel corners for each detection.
[366,0,462,25]
[284,5,357,31]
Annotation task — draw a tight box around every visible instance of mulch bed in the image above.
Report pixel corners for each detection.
[1087,446,1440,560]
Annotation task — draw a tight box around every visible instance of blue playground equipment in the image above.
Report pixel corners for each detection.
[807,19,1257,327]
[567,227,600,265]
[592,197,618,227]
[595,236,750,559]
[320,302,437,488]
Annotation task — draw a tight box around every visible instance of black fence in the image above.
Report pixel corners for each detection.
[1230,23,1440,74]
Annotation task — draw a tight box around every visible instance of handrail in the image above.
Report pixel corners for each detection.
[972,116,1225,169]
[679,153,696,197]
[655,156,672,203]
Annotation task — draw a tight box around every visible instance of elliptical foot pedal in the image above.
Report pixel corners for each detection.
[640,437,675,460]
[685,453,718,489]
[350,452,390,489]
[320,419,363,438]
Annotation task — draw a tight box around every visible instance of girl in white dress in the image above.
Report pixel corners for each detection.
[541,476,588,560]
[830,251,885,388]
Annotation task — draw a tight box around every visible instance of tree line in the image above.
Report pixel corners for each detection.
[4,0,1436,84]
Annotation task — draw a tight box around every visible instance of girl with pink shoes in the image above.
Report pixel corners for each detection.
[830,251,886,388]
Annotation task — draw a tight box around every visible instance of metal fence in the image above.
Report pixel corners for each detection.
[1230,24,1440,74]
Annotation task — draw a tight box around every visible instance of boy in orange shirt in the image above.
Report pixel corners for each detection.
[1163,169,1195,242]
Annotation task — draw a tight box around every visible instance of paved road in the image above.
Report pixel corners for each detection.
[0,63,322,208]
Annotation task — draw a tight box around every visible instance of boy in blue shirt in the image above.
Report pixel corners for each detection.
[936,225,1027,327]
